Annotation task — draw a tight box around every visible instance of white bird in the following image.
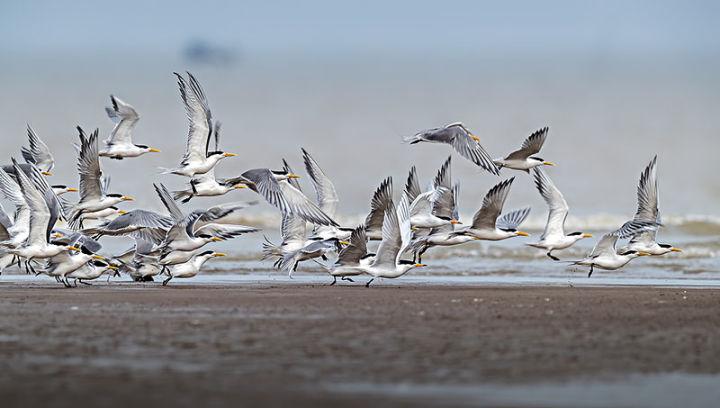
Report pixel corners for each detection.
[405,123,499,175]
[21,125,54,175]
[450,178,531,241]
[69,127,134,227]
[621,156,682,256]
[51,185,79,196]
[162,72,236,177]
[3,160,77,273]
[361,193,426,287]
[66,259,118,286]
[172,169,247,202]
[327,225,373,285]
[0,167,31,248]
[526,168,592,260]
[162,250,226,286]
[100,95,161,159]
[40,245,107,287]
[494,127,555,171]
[572,233,650,277]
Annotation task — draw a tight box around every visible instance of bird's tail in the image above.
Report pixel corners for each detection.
[172,189,194,203]
[158,167,177,175]
[261,236,282,262]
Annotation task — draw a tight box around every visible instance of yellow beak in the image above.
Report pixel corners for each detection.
[450,219,461,225]
[582,233,593,238]
[470,134,481,142]
[287,173,301,179]
[66,245,80,251]
[543,161,556,166]
[210,237,223,242]
[515,231,530,237]
[66,187,79,192]
[106,265,119,271]
[223,152,237,157]
[148,148,161,153]
[233,184,247,189]
[42,171,53,176]
[637,251,652,256]
[339,241,350,246]
[117,210,128,215]
[213,252,227,257]
[121,195,134,201]
[51,232,64,239]
[414,263,427,267]
[671,247,683,252]
[91,254,105,260]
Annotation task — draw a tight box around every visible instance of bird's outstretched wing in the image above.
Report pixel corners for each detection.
[533,168,568,239]
[470,178,515,230]
[302,148,339,218]
[105,95,140,145]
[175,72,212,165]
[504,127,548,161]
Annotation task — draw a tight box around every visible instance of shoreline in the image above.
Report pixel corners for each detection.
[2,283,719,407]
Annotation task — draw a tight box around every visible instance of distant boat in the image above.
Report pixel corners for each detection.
[183,40,239,66]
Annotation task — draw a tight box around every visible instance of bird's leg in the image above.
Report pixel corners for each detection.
[80,280,92,286]
[73,279,78,288]
[329,276,336,286]
[342,277,355,283]
[365,278,374,288]
[587,265,594,278]
[547,251,560,261]
[162,276,172,286]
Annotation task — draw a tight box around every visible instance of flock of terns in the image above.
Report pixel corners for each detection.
[0,72,681,287]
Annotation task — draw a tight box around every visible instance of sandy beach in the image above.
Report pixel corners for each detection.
[1,280,719,407]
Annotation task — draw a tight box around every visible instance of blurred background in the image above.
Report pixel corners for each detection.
[1,0,718,233]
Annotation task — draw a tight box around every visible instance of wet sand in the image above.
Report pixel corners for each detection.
[1,280,719,407]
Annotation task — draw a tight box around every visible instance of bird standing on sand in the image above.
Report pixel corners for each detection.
[526,168,592,260]
[494,127,555,172]
[100,95,161,159]
[405,123,499,175]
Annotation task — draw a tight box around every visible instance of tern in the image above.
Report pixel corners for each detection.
[361,193,426,287]
[21,125,54,175]
[162,250,226,286]
[69,127,134,227]
[526,168,592,260]
[99,95,161,159]
[51,185,79,196]
[326,225,375,285]
[303,148,354,240]
[450,178,531,242]
[494,127,555,171]
[621,156,681,256]
[67,259,118,286]
[572,233,651,277]
[162,72,236,177]
[405,123,499,175]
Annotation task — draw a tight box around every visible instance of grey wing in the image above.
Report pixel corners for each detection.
[12,160,50,245]
[105,95,140,145]
[371,200,400,268]
[590,234,619,258]
[302,148,339,218]
[77,127,103,202]
[443,125,499,175]
[193,223,260,239]
[634,155,658,222]
[87,209,173,244]
[496,207,531,231]
[280,212,306,243]
[614,219,658,239]
[100,175,111,196]
[153,183,184,221]
[337,226,367,265]
[364,177,392,234]
[409,189,437,217]
[396,192,413,264]
[404,166,421,204]
[533,168,568,239]
[242,168,337,226]
[175,72,212,164]
[504,127,548,161]
[21,125,54,172]
[471,178,515,230]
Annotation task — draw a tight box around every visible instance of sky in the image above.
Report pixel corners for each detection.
[2,0,719,57]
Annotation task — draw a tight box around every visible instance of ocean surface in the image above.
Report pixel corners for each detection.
[0,52,717,281]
